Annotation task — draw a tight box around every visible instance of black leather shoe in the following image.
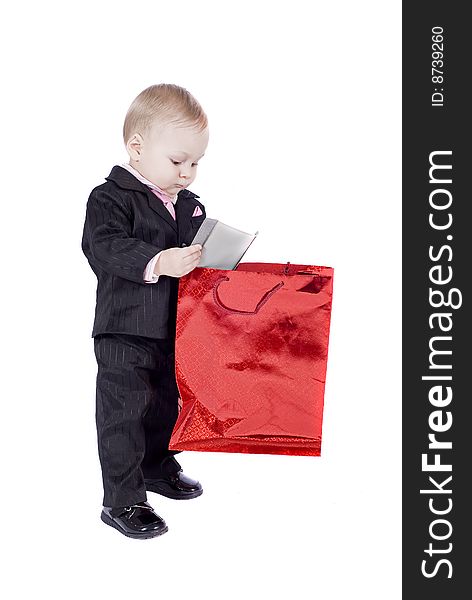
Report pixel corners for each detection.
[144,457,203,500]
[100,501,168,539]
[145,471,203,499]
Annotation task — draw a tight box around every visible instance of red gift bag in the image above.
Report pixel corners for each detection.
[169,261,334,456]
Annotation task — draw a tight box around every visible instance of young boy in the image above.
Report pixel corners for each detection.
[81,83,209,539]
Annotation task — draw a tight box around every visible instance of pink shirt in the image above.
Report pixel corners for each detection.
[120,162,202,283]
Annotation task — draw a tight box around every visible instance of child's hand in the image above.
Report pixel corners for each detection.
[154,244,202,278]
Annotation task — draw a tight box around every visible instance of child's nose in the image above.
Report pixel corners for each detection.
[179,167,192,178]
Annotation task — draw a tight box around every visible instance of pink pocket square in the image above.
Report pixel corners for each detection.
[192,206,203,217]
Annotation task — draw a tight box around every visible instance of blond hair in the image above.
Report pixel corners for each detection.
[123,83,208,145]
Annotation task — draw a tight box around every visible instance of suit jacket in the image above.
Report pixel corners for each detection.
[81,165,206,339]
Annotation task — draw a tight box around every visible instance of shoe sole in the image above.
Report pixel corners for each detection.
[145,483,204,500]
[100,511,168,539]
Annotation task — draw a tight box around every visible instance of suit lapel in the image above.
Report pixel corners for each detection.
[105,165,199,238]
[145,187,178,233]
[175,193,198,243]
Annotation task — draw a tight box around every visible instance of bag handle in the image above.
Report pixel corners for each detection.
[212,275,285,315]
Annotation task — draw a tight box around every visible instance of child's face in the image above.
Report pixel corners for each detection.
[127,121,209,197]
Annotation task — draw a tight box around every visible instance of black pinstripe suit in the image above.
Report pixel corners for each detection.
[82,165,206,339]
[81,165,206,507]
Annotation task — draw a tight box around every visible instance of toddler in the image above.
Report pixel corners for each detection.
[81,83,209,539]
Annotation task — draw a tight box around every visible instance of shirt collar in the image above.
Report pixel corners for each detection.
[120,162,178,204]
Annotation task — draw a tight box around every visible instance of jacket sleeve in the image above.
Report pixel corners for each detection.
[81,187,164,284]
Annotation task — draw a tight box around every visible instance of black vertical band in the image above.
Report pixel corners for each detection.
[403,2,470,596]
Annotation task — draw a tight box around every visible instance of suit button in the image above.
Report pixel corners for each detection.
[180,243,187,247]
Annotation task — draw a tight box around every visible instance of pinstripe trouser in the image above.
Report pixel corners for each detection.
[93,333,182,508]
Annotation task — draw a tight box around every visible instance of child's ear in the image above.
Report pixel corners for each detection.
[126,133,144,160]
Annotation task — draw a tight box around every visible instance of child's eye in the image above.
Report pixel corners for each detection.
[171,160,199,167]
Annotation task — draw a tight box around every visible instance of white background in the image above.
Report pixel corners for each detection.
[2,1,401,598]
